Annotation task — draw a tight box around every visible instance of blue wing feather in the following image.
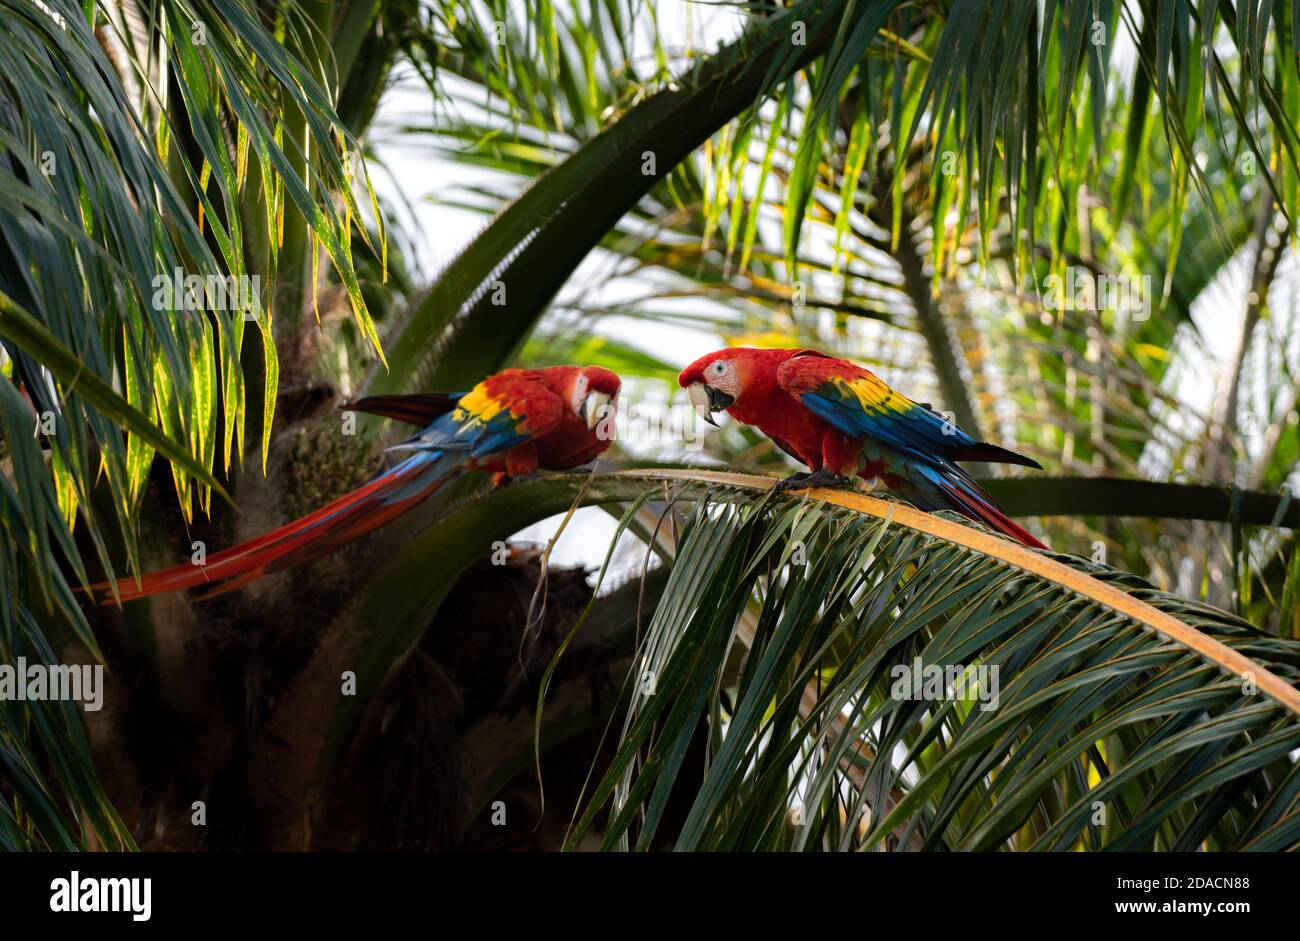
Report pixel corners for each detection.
[387,381,547,459]
[799,383,977,466]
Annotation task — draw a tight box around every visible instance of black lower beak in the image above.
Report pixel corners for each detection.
[706,387,735,411]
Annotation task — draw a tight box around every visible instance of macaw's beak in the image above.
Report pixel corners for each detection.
[687,382,734,426]
[582,391,613,429]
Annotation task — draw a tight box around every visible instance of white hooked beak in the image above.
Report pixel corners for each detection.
[583,391,613,429]
[687,382,719,427]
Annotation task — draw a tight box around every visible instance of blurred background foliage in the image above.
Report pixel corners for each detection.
[2,0,1300,850]
[395,0,1300,630]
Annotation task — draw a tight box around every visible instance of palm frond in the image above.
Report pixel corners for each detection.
[0,0,377,849]
[291,467,1300,851]
[558,472,1300,851]
[363,1,837,398]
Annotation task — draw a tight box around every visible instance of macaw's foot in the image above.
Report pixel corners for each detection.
[802,468,852,489]
[772,471,812,492]
[773,469,851,493]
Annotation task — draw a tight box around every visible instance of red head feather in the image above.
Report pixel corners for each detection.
[679,348,810,416]
[542,365,621,415]
[580,365,621,395]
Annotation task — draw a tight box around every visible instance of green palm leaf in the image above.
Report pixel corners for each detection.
[363,1,840,397]
[296,468,1299,850]
[0,0,379,850]
[555,473,1300,851]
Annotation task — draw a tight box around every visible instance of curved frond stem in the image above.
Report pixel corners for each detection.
[626,468,1300,717]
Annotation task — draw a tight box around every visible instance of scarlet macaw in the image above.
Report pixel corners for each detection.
[679,347,1045,549]
[93,365,621,603]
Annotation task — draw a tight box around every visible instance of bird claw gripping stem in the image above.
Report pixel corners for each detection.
[773,468,851,493]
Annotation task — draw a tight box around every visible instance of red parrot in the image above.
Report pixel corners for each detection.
[679,348,1046,549]
[92,365,621,603]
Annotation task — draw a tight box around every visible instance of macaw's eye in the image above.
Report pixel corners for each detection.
[712,361,727,375]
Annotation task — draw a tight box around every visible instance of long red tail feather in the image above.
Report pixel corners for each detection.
[92,451,455,604]
[933,477,1048,550]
